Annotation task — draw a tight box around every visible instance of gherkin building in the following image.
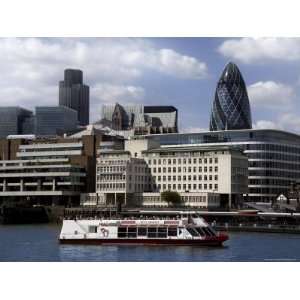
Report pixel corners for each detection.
[209,62,252,131]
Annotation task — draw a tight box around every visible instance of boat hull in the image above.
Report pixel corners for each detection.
[59,235,228,247]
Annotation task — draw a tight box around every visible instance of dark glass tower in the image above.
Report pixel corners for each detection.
[209,62,252,131]
[59,69,89,126]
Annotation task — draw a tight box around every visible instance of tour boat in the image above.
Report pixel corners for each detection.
[59,211,229,246]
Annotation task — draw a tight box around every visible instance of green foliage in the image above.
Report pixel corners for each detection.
[161,191,182,206]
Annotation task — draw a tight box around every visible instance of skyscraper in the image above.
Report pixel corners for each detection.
[0,107,33,138]
[209,62,252,131]
[59,69,89,126]
[35,106,78,136]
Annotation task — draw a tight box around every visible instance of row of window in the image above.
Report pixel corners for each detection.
[246,143,300,154]
[247,152,300,162]
[151,166,218,173]
[153,174,218,182]
[148,157,218,165]
[156,183,218,191]
[249,160,300,170]
[249,169,300,178]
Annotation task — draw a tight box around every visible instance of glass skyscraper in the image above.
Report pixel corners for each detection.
[210,62,252,131]
[0,107,33,138]
[59,69,90,126]
[35,106,78,136]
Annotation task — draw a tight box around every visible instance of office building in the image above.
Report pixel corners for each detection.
[0,129,124,205]
[0,107,33,138]
[143,128,300,203]
[59,69,90,126]
[35,106,78,136]
[92,139,248,209]
[210,62,252,131]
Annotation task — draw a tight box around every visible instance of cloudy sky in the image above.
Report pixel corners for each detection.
[1,37,300,133]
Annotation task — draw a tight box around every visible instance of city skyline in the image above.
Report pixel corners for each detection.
[0,37,300,133]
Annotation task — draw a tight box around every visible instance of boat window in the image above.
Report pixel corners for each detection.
[158,227,167,238]
[187,227,199,237]
[147,227,157,238]
[202,227,213,237]
[137,227,147,236]
[127,227,137,238]
[118,227,127,238]
[206,227,216,236]
[167,228,177,237]
[195,227,205,237]
[88,226,97,233]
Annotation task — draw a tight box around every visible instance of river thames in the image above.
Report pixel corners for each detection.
[1,224,300,261]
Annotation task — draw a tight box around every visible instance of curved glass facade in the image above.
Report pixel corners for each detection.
[144,129,300,202]
[210,62,252,131]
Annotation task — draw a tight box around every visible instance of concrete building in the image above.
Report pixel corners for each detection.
[0,130,124,206]
[59,69,90,126]
[0,107,33,138]
[92,139,248,209]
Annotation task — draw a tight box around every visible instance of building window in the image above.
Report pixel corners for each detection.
[214,184,218,190]
[215,175,218,180]
[215,158,218,163]
[215,166,218,172]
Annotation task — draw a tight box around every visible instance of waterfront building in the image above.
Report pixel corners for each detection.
[210,62,252,131]
[35,106,78,136]
[0,107,33,138]
[59,69,90,126]
[0,130,124,206]
[98,103,178,135]
[92,139,248,209]
[142,128,300,203]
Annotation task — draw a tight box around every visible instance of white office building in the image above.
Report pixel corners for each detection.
[93,139,248,209]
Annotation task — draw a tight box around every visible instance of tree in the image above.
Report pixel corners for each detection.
[161,191,182,207]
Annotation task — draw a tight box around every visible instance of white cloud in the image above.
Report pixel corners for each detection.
[93,83,145,104]
[0,38,208,122]
[279,113,300,132]
[253,120,281,130]
[218,38,300,63]
[247,81,294,109]
[91,83,145,121]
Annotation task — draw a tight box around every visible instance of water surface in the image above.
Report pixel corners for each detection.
[0,224,299,261]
